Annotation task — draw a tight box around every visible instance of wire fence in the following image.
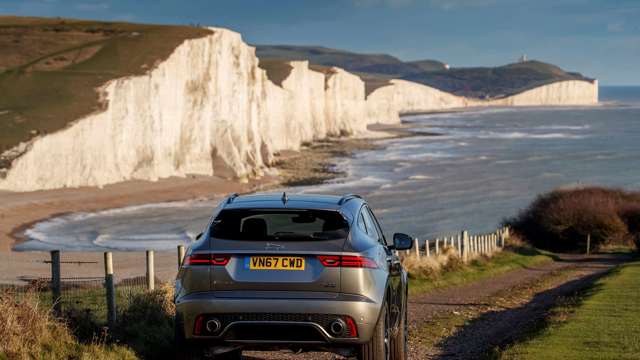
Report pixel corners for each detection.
[1,229,510,319]
[400,226,510,262]
[0,249,182,323]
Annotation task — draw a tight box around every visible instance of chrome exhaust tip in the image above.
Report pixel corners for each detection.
[206,318,222,333]
[329,318,346,337]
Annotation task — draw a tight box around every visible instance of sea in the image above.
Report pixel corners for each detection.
[16,86,640,251]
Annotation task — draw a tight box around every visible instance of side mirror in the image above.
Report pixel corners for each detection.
[392,233,413,250]
[195,232,203,240]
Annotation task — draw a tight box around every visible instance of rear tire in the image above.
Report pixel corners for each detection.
[390,302,408,360]
[213,350,242,359]
[174,314,206,360]
[358,303,390,360]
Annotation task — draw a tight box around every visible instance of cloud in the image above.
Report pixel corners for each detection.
[351,0,415,8]
[607,22,624,33]
[75,2,110,11]
[352,0,497,9]
[429,0,497,10]
[114,13,137,22]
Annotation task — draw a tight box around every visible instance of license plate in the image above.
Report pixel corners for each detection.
[247,256,305,271]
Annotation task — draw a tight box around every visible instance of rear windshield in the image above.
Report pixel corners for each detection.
[210,209,349,241]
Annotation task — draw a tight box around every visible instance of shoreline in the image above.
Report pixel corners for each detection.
[0,126,405,283]
[1,121,432,253]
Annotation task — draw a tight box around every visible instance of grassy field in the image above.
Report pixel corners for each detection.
[0,16,210,157]
[409,248,553,295]
[499,260,640,360]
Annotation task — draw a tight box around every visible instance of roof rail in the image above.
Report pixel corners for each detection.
[338,194,362,205]
[226,193,240,204]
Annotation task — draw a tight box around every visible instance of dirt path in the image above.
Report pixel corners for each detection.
[244,254,628,360]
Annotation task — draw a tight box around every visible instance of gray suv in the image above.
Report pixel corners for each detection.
[174,193,413,359]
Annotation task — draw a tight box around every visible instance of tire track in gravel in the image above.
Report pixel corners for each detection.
[408,254,627,359]
[241,254,628,360]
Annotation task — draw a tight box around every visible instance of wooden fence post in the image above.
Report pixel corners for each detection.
[462,231,469,263]
[435,238,440,254]
[586,234,591,255]
[503,227,510,246]
[425,240,430,257]
[104,252,116,328]
[471,236,475,254]
[50,250,61,317]
[146,250,155,291]
[414,238,420,259]
[177,245,186,268]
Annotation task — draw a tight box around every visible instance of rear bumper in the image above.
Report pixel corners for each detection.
[175,291,382,345]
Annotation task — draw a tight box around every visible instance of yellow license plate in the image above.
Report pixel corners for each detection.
[248,256,305,271]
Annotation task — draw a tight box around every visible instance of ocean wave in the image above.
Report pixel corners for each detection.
[477,131,585,139]
[408,175,433,180]
[534,124,591,130]
[93,233,195,251]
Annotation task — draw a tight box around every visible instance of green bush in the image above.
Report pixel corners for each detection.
[115,286,175,359]
[506,187,640,252]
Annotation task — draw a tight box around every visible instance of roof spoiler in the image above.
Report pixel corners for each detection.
[225,193,240,204]
[338,194,362,205]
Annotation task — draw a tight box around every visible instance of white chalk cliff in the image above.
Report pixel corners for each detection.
[0,27,598,192]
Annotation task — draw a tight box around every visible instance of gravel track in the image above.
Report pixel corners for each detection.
[238,254,627,360]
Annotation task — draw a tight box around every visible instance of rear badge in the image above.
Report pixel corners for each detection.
[265,242,285,251]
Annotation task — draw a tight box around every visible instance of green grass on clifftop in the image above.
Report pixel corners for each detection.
[255,45,592,99]
[0,16,210,157]
[499,259,640,360]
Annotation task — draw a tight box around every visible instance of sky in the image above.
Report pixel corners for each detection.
[1,0,639,85]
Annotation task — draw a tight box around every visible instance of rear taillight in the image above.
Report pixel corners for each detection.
[345,316,358,337]
[185,254,230,266]
[194,315,204,335]
[317,255,378,269]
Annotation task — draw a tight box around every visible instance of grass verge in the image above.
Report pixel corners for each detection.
[0,290,135,359]
[498,260,640,360]
[409,247,553,296]
[0,16,211,155]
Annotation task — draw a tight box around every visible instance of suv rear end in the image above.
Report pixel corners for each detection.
[174,193,408,359]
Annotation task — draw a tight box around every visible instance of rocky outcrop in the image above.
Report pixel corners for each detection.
[0,27,599,192]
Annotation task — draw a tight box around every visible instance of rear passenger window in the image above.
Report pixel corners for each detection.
[361,207,382,243]
[357,212,368,234]
[365,207,386,244]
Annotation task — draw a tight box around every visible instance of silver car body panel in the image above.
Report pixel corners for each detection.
[174,193,407,350]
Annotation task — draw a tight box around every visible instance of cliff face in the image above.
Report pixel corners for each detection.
[365,79,475,124]
[490,80,599,106]
[0,27,599,192]
[0,28,370,191]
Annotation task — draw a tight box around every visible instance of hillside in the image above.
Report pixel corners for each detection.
[0,16,210,164]
[402,61,593,99]
[254,45,593,99]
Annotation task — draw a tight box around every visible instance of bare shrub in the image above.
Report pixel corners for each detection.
[0,290,134,359]
[402,246,462,279]
[506,187,640,252]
